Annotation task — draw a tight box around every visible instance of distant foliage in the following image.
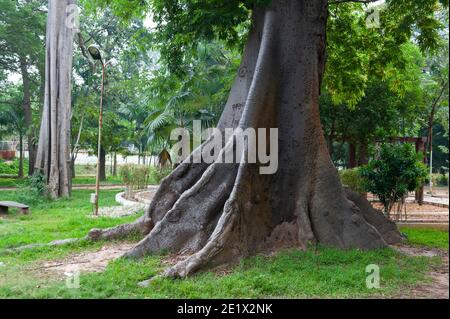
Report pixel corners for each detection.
[0,159,28,175]
[432,173,449,187]
[339,169,366,194]
[16,172,48,205]
[149,167,172,185]
[359,143,428,216]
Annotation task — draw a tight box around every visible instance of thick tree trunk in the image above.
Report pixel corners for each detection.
[19,56,35,176]
[88,0,401,279]
[99,147,106,181]
[35,0,75,198]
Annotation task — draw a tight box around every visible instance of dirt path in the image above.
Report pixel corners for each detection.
[33,243,136,279]
[393,245,449,299]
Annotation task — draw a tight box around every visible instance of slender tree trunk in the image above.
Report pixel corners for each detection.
[113,152,117,176]
[348,142,357,168]
[88,0,401,280]
[19,56,35,176]
[71,158,76,178]
[18,132,24,178]
[35,0,75,198]
[99,147,106,181]
[426,79,448,156]
[358,142,368,166]
[71,114,83,179]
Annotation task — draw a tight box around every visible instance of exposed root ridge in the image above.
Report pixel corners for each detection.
[87,215,153,241]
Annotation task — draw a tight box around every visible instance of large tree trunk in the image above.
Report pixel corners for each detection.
[88,0,401,279]
[19,56,36,176]
[35,0,75,198]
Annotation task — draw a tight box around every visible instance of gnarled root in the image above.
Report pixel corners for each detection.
[86,215,153,241]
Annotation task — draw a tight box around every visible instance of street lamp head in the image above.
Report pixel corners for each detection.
[88,45,102,61]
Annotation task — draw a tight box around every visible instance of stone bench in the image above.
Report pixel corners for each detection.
[0,201,30,214]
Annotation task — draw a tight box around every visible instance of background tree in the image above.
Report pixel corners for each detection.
[320,42,428,168]
[360,143,428,217]
[0,85,26,178]
[0,0,46,176]
[35,0,77,198]
[421,19,449,173]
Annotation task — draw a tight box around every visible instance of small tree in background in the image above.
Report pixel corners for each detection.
[360,143,428,217]
[120,164,150,199]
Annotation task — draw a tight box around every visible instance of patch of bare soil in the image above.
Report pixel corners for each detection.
[259,221,300,252]
[392,245,449,299]
[34,243,136,279]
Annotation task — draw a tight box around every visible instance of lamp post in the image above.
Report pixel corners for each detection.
[88,45,115,216]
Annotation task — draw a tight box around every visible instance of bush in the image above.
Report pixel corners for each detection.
[149,167,172,185]
[0,159,28,175]
[120,165,150,199]
[359,143,428,216]
[432,173,449,187]
[339,169,366,194]
[16,172,48,205]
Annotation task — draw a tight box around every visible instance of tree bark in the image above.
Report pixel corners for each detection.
[99,147,106,181]
[358,142,368,166]
[327,117,336,159]
[35,0,75,198]
[19,56,35,176]
[18,132,24,178]
[348,142,357,168]
[71,158,76,178]
[113,152,117,176]
[88,0,401,279]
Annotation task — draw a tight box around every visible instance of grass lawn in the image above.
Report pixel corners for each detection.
[0,189,447,299]
[399,226,449,249]
[0,177,24,187]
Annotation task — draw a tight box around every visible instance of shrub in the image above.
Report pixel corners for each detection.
[359,143,428,217]
[149,167,172,185]
[120,164,150,199]
[339,169,366,194]
[432,173,449,187]
[0,159,28,175]
[16,172,48,205]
